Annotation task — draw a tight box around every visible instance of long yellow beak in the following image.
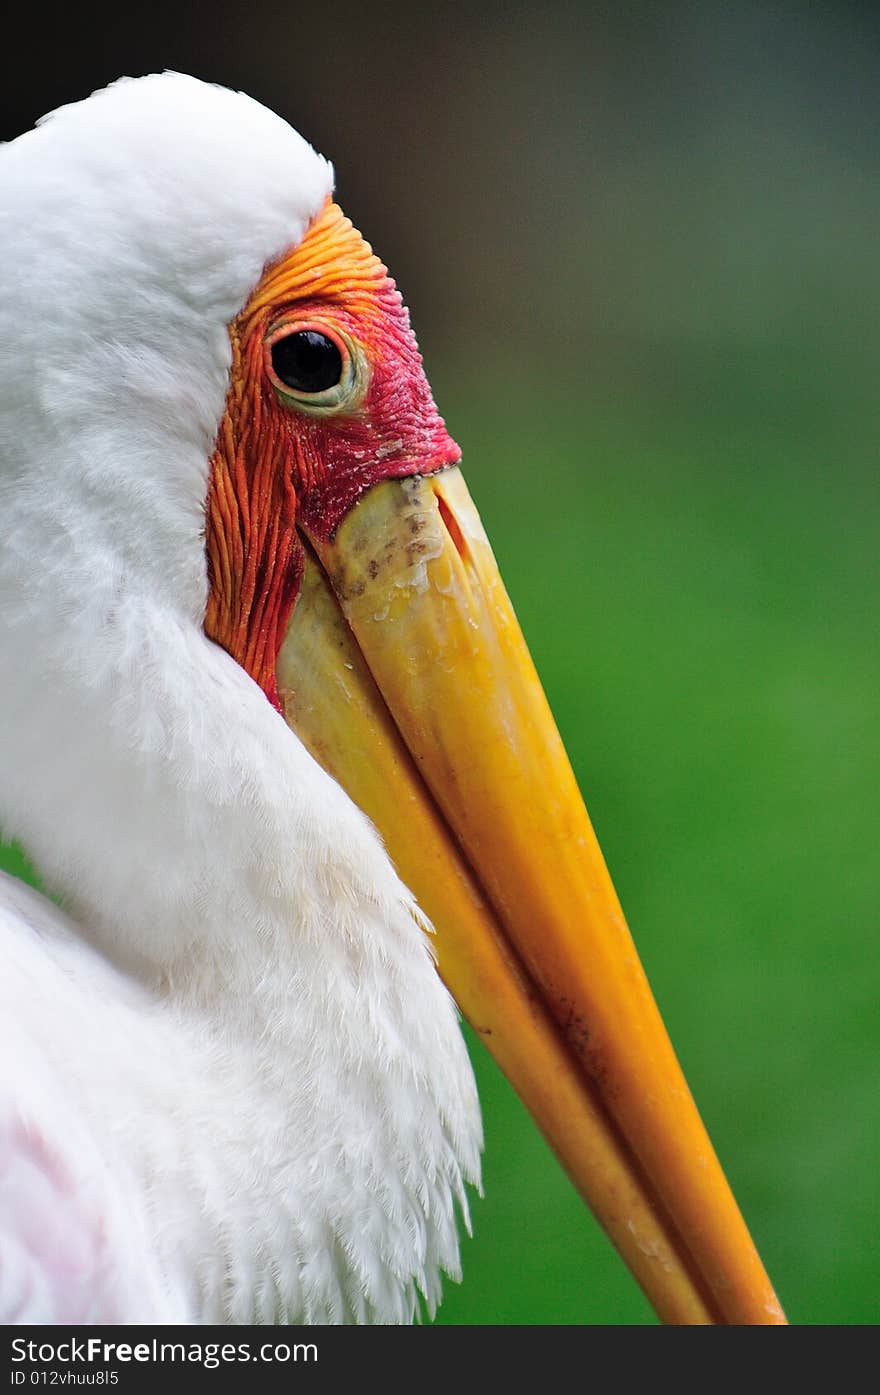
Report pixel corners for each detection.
[277,465,786,1325]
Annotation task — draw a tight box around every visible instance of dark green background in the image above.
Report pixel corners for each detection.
[2,1,877,1324]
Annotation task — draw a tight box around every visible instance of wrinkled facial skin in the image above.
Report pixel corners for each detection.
[204,199,460,704]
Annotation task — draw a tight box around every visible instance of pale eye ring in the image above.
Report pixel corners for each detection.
[264,321,366,415]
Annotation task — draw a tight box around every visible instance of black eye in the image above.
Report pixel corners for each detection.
[270,330,343,394]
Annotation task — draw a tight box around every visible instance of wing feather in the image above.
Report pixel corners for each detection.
[0,873,173,1323]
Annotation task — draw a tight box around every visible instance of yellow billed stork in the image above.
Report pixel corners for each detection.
[0,73,785,1325]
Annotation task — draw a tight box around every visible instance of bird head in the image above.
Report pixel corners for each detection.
[0,72,785,1325]
[203,197,459,706]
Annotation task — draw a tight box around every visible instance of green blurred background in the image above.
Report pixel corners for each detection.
[2,0,877,1324]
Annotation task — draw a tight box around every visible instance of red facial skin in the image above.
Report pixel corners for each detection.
[204,200,460,707]
[283,296,460,543]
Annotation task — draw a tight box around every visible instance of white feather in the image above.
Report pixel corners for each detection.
[0,73,482,1324]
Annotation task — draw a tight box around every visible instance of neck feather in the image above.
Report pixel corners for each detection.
[0,514,481,1321]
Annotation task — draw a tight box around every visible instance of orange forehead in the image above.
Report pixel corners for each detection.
[240,198,391,332]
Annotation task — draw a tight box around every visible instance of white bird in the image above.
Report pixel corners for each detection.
[0,73,786,1326]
